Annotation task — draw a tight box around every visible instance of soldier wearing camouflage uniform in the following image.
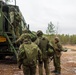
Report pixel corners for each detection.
[35,30,51,75]
[9,7,21,38]
[52,37,63,75]
[14,11,21,38]
[9,7,16,38]
[15,29,29,44]
[18,34,42,75]
[15,29,37,44]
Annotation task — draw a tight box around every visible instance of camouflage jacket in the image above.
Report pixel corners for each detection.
[53,42,63,57]
[35,36,52,59]
[18,42,42,66]
[15,33,31,43]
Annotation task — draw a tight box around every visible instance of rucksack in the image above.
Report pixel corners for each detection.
[23,43,38,62]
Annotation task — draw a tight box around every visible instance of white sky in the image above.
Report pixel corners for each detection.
[9,0,76,34]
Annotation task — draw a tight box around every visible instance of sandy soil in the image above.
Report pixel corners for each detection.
[0,45,76,75]
[63,45,76,50]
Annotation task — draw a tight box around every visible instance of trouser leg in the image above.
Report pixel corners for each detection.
[38,63,43,75]
[44,59,50,75]
[22,66,30,75]
[30,65,36,75]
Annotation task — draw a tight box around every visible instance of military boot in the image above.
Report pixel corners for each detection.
[51,70,57,73]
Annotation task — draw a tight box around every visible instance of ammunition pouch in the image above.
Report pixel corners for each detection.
[47,48,54,57]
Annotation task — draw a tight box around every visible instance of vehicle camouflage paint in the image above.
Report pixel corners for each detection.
[0,1,28,59]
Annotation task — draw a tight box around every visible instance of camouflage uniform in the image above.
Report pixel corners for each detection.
[14,12,21,38]
[52,37,63,74]
[15,30,30,44]
[35,30,51,75]
[9,8,21,38]
[18,34,42,75]
[15,30,37,44]
[9,9,16,38]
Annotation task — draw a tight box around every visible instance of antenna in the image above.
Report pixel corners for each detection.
[15,0,16,6]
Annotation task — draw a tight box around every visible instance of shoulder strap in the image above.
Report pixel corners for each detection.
[22,44,28,58]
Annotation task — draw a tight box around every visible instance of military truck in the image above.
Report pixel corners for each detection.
[0,1,29,59]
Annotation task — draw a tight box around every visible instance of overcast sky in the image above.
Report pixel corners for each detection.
[9,0,76,34]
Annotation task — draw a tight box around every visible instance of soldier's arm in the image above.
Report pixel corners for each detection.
[46,38,55,51]
[35,38,40,46]
[18,44,25,69]
[57,43,63,52]
[15,34,24,43]
[48,42,54,50]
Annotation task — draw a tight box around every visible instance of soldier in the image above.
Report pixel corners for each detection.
[51,37,63,75]
[18,34,42,75]
[15,29,29,44]
[9,7,15,25]
[15,29,37,44]
[9,7,16,39]
[14,11,21,38]
[9,7,21,38]
[35,30,53,75]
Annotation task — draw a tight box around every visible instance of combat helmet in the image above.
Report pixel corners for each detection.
[23,33,31,43]
[55,37,59,42]
[37,30,43,36]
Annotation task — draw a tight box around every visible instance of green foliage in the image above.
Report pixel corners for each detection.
[58,34,70,44]
[44,34,76,45]
[58,34,76,45]
[46,22,55,34]
[70,35,76,44]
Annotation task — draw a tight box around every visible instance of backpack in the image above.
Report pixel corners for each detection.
[39,37,54,57]
[23,43,38,62]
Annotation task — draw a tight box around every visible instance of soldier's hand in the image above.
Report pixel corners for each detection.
[18,65,21,69]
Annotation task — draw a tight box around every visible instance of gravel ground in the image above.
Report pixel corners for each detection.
[0,50,76,75]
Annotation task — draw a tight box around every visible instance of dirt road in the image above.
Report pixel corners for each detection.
[0,48,76,75]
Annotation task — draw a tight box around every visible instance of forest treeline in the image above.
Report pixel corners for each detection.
[45,34,76,45]
[45,21,76,45]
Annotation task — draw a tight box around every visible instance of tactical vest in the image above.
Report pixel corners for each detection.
[38,37,49,59]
